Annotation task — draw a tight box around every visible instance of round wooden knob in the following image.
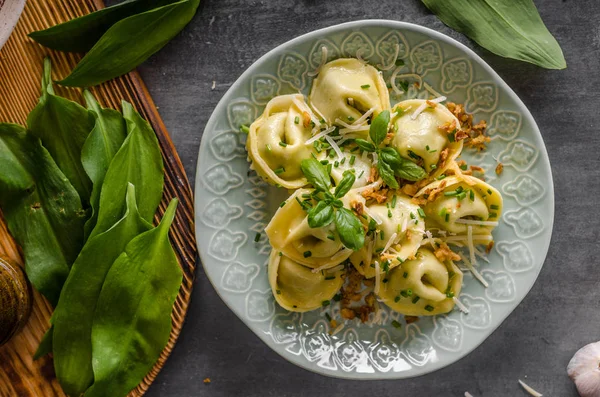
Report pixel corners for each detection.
[0,256,32,346]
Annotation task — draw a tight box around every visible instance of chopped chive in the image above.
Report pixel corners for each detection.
[254,232,261,242]
[279,141,287,147]
[274,167,285,174]
[490,204,499,210]
[279,201,287,208]
[266,144,272,152]
[394,296,400,303]
[412,296,420,304]
[239,124,250,134]
[347,116,355,121]
[326,234,335,241]
[399,80,409,92]
[358,170,365,179]
[325,313,332,321]
[410,212,415,220]
[340,157,346,165]
[322,300,330,307]
[375,247,384,253]
[436,174,446,180]
[329,152,335,158]
[457,192,466,201]
[426,145,430,151]
[350,146,360,152]
[445,213,450,222]
[382,260,390,272]
[403,271,408,278]
[380,230,385,241]
[294,116,299,124]
[333,294,341,302]
[487,189,493,195]
[310,121,315,128]
[400,290,409,298]
[391,320,402,329]
[425,305,434,312]
[460,163,468,171]
[325,276,335,281]
[361,84,371,89]
[448,130,456,142]
[446,289,455,298]
[449,271,455,278]
[293,305,297,308]
[392,195,397,208]
[382,278,388,283]
[417,208,426,218]
[408,150,420,160]
[395,59,405,66]
[456,186,464,193]
[489,212,498,218]
[320,160,329,166]
[406,289,413,296]
[370,263,376,268]
[276,289,281,294]
[278,252,283,257]
[444,191,458,196]
[470,190,475,201]
[397,224,401,233]
[439,207,447,219]
[349,155,356,165]
[334,161,339,168]
[388,209,393,218]
[327,163,333,175]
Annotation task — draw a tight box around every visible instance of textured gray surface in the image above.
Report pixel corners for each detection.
[134,0,600,395]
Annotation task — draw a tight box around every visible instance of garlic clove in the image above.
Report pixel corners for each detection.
[568,341,600,397]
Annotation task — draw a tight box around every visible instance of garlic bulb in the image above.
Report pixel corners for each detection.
[568,341,600,397]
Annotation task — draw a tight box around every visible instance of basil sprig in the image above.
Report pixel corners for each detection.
[355,111,426,188]
[300,158,365,250]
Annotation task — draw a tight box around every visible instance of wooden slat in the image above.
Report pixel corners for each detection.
[0,1,197,396]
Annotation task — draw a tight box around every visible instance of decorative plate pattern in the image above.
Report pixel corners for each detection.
[195,20,554,379]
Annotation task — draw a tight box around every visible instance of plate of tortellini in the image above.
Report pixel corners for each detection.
[195,20,554,378]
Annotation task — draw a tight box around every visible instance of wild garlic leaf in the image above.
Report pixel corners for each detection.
[88,101,163,240]
[354,139,376,153]
[307,201,334,228]
[369,110,390,146]
[81,90,127,240]
[421,0,566,69]
[377,159,399,189]
[300,158,331,192]
[28,0,180,53]
[334,171,356,199]
[53,184,151,396]
[334,208,365,251]
[0,124,86,306]
[27,58,95,203]
[58,0,201,87]
[86,199,181,397]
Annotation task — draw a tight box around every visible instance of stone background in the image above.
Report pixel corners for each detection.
[114,0,599,395]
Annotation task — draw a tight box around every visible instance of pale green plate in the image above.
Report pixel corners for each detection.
[194,20,554,379]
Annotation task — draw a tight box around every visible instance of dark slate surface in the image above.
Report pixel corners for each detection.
[129,0,600,395]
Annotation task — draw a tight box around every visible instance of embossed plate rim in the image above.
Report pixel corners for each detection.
[194,19,554,379]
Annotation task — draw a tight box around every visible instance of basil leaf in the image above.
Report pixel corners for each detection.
[380,147,426,182]
[0,124,86,305]
[421,0,566,69]
[27,58,95,203]
[81,90,127,240]
[53,184,151,396]
[28,0,180,53]
[334,208,365,251]
[354,138,376,153]
[88,101,164,240]
[377,159,399,189]
[334,171,356,199]
[58,0,200,87]
[86,199,181,397]
[369,110,390,146]
[379,147,403,166]
[307,201,334,228]
[300,158,331,192]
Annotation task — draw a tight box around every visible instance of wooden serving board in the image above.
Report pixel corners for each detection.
[0,1,197,396]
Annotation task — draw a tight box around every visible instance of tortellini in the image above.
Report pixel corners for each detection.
[268,250,344,312]
[246,94,324,189]
[350,194,424,278]
[265,189,352,269]
[391,99,463,174]
[330,152,371,189]
[309,58,390,130]
[417,175,503,243]
[378,248,463,316]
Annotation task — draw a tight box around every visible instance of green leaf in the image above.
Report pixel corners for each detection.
[0,124,86,305]
[28,0,180,53]
[380,148,427,182]
[81,90,127,240]
[377,159,399,189]
[88,101,164,240]
[34,326,54,360]
[53,184,151,396]
[369,110,390,146]
[334,208,365,251]
[86,199,181,397]
[354,139,376,153]
[300,158,331,192]
[27,58,95,203]
[307,201,334,228]
[334,171,356,199]
[58,0,201,87]
[421,0,566,69]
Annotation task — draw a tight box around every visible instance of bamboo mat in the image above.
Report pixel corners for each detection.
[0,1,197,396]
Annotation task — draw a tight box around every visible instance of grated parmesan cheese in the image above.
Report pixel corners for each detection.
[381,232,398,255]
[444,234,492,243]
[326,263,345,273]
[455,219,499,227]
[453,297,470,314]
[330,249,349,263]
[305,126,336,145]
[467,225,476,266]
[354,179,384,194]
[335,118,368,130]
[372,152,379,166]
[518,379,543,397]
[423,82,443,98]
[374,261,381,294]
[459,253,489,288]
[324,135,343,159]
[308,46,328,77]
[331,323,345,336]
[363,205,383,225]
[474,247,490,263]
[464,393,474,397]
[353,107,376,125]
[411,96,447,120]
[401,216,409,233]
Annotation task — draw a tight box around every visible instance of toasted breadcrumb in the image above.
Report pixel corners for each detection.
[470,165,484,173]
[405,316,419,324]
[446,102,490,150]
[367,167,379,183]
[486,241,495,254]
[302,111,311,128]
[426,99,437,108]
[351,200,364,216]
[361,188,388,203]
[495,162,504,175]
[203,378,211,384]
[434,242,461,262]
